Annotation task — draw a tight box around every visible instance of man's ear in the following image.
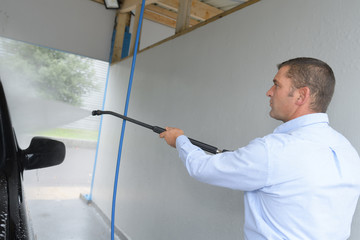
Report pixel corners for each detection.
[296,87,311,105]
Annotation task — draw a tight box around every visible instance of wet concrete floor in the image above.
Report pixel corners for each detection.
[23,139,121,240]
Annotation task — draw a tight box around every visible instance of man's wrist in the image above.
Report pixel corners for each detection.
[176,135,188,149]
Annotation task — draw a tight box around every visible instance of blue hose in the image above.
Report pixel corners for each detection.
[111,1,146,239]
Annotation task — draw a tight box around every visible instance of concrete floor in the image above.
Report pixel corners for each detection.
[23,138,122,240]
[25,188,121,240]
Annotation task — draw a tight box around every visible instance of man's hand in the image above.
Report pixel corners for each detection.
[159,127,184,148]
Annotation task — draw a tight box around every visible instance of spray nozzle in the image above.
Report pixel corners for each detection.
[92,110,103,116]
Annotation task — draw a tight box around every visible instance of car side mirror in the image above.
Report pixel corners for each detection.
[22,137,66,170]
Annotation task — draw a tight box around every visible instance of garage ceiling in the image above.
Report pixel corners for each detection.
[91,0,260,62]
[93,0,249,28]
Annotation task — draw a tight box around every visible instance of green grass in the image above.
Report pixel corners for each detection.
[38,128,98,141]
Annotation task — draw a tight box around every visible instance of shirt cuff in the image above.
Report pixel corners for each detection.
[176,135,201,165]
[176,135,189,149]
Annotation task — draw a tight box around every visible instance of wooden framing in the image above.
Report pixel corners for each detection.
[139,0,261,54]
[129,3,143,56]
[144,5,200,28]
[91,0,261,63]
[175,0,192,34]
[112,11,131,62]
[120,0,157,13]
[156,0,223,22]
[144,7,176,28]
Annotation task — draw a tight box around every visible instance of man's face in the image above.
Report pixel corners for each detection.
[266,66,299,122]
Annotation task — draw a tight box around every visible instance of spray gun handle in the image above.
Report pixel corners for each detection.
[187,138,222,154]
[152,126,223,154]
[152,126,166,134]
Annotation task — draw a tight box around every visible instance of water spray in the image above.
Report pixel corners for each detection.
[92,110,228,154]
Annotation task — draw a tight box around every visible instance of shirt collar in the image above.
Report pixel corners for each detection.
[273,113,329,134]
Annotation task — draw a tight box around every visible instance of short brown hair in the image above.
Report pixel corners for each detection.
[277,57,335,113]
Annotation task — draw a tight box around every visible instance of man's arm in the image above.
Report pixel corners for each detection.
[160,127,269,191]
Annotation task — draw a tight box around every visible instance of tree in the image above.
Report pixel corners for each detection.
[0,39,97,106]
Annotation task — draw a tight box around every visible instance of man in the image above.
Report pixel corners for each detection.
[160,57,360,239]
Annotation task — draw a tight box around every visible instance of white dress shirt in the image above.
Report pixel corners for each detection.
[176,113,360,239]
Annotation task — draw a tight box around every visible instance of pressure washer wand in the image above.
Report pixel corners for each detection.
[92,110,227,154]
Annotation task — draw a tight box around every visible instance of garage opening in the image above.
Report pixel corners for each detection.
[0,36,114,239]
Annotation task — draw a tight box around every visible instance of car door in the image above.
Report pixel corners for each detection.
[0,79,66,239]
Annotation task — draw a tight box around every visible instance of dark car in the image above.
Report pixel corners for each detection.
[0,80,65,239]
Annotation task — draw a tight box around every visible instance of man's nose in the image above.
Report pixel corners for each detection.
[266,86,274,97]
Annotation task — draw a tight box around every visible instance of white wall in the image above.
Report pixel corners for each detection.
[139,19,174,50]
[93,0,360,239]
[0,0,116,61]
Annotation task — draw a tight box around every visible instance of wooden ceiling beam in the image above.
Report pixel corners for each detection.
[91,0,222,22]
[112,11,131,63]
[119,0,158,13]
[145,5,200,28]
[144,8,176,28]
[156,0,223,21]
[175,0,192,33]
